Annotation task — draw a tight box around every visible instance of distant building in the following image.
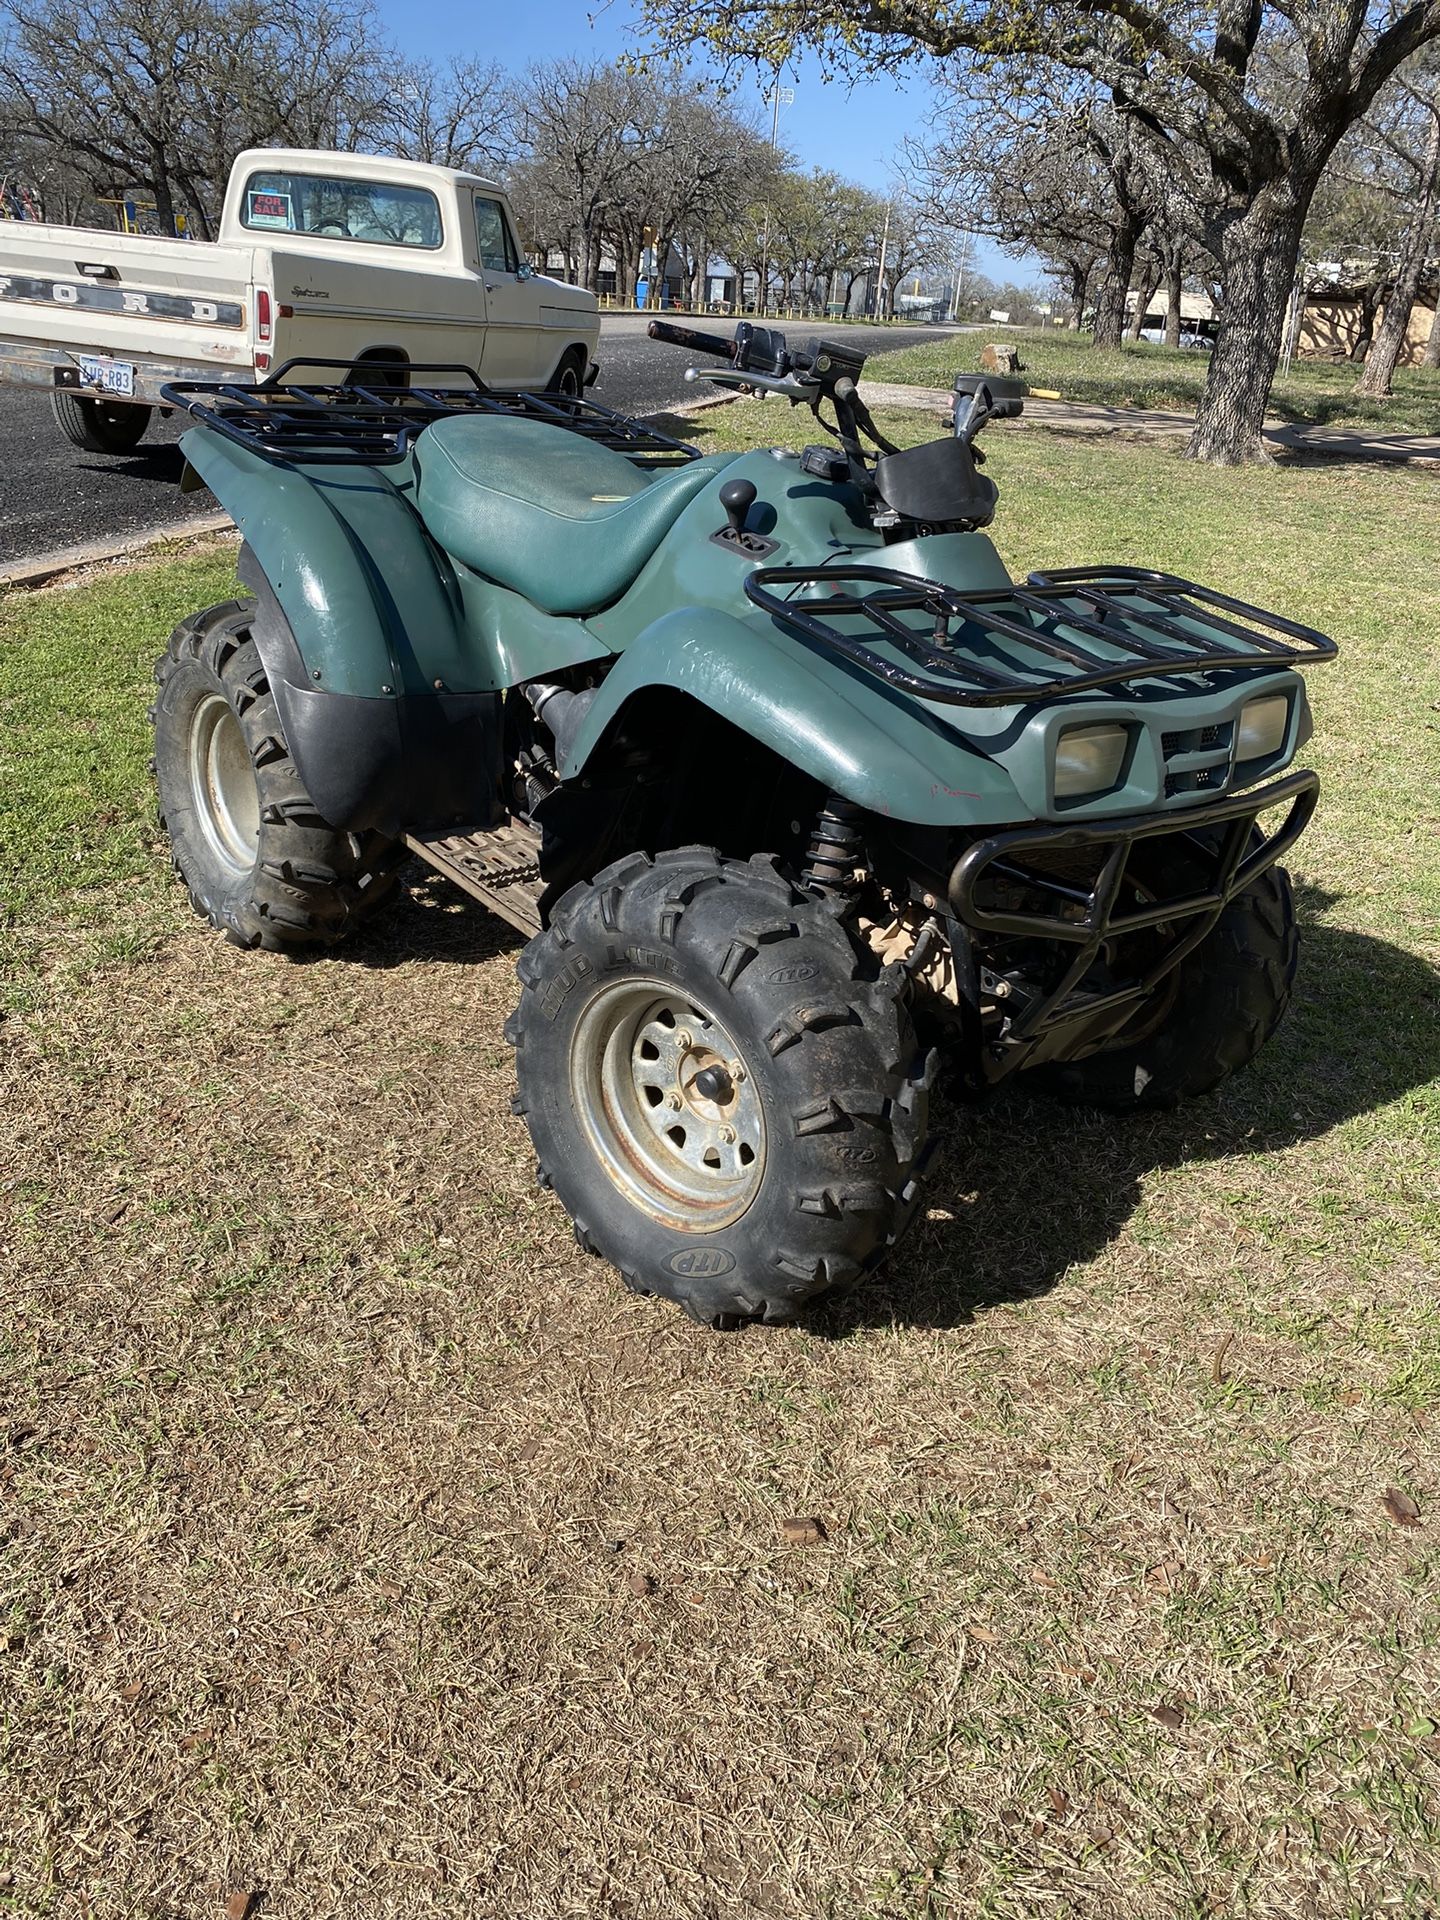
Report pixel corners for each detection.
[1298,266,1438,366]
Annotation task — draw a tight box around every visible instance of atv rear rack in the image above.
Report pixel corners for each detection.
[744,563,1337,706]
[161,359,700,471]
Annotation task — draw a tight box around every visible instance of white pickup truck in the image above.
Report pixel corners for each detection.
[0,147,600,453]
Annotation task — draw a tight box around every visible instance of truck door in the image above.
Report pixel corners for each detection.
[471,194,543,388]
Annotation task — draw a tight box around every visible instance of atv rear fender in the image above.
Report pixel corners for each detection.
[559,606,1029,828]
[180,429,513,835]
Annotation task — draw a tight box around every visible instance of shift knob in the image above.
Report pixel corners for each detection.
[719,477,757,535]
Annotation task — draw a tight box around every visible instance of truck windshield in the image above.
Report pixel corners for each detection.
[241,172,443,250]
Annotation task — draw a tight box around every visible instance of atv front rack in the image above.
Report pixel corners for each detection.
[949,768,1319,1076]
[745,563,1337,705]
[161,359,700,470]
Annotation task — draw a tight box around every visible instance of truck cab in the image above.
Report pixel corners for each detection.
[220,150,598,393]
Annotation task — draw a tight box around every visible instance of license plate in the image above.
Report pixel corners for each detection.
[76,355,135,398]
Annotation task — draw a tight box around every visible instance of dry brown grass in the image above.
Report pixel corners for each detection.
[2,431,1438,1919]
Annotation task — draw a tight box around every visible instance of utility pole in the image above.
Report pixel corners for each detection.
[873,202,890,319]
[949,232,972,322]
[757,74,793,315]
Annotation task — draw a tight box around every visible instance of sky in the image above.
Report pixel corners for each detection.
[371,0,1042,285]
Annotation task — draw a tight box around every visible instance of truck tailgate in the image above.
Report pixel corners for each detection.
[0,225,258,379]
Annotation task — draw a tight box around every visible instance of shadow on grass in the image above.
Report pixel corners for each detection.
[338,869,526,971]
[326,873,1437,1333]
[818,889,1440,1332]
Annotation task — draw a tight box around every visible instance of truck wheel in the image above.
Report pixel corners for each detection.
[1025,855,1297,1111]
[546,349,586,398]
[50,390,152,453]
[507,848,936,1326]
[150,599,404,951]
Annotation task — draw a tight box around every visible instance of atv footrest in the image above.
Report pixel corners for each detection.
[407,820,543,937]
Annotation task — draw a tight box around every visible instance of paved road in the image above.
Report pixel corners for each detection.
[0,315,960,567]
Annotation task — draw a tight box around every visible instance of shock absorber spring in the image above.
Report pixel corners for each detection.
[801,796,865,898]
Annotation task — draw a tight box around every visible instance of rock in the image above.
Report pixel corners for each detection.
[979,343,1026,374]
[779,1516,828,1547]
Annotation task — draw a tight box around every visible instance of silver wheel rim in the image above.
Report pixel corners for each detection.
[189,692,260,877]
[570,978,765,1231]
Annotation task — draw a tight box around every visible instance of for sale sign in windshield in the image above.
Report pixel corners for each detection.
[246,189,294,231]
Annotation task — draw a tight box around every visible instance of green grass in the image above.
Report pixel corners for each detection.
[1,427,1438,1918]
[867,325,1440,433]
[0,551,238,995]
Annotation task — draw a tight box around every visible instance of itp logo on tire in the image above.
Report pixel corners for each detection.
[664,1247,736,1279]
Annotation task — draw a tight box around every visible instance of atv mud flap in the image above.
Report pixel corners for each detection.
[947,768,1319,1080]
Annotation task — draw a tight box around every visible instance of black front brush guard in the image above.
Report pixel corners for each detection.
[948,769,1319,1078]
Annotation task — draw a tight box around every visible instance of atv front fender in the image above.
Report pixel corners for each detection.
[559,607,1027,828]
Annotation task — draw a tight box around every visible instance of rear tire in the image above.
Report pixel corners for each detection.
[1025,858,1297,1111]
[151,599,404,951]
[50,390,152,453]
[507,848,936,1326]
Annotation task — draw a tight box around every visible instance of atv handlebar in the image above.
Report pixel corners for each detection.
[647,319,737,361]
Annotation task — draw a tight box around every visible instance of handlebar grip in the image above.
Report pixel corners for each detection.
[647,319,736,361]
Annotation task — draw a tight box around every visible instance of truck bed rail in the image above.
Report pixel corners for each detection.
[161,360,699,470]
[743,563,1337,706]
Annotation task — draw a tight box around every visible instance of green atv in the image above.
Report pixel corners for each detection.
[153,321,1335,1325]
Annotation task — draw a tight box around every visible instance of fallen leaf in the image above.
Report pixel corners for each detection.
[1029,1569,1060,1589]
[1239,1552,1274,1570]
[225,1895,258,1920]
[1088,1824,1115,1848]
[1145,1557,1186,1589]
[625,1571,656,1597]
[1150,1703,1185,1730]
[1210,1330,1235,1384]
[779,1516,827,1547]
[119,1682,143,1702]
[1048,1786,1070,1816]
[967,1624,1000,1645]
[1382,1487,1422,1528]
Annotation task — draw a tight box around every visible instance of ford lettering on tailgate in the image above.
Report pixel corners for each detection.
[0,275,245,328]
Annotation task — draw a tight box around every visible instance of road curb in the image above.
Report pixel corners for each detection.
[0,512,237,591]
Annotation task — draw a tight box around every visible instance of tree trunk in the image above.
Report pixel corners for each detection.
[1188,189,1307,465]
[1357,109,1440,399]
[1091,212,1139,349]
[1127,260,1161,339]
[1065,258,1091,329]
[1424,290,1440,369]
[1348,280,1384,362]
[151,165,178,238]
[1163,256,1183,347]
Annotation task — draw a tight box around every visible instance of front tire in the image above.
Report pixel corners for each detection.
[51,390,152,453]
[151,600,403,951]
[1026,858,1297,1110]
[507,849,936,1325]
[547,349,586,399]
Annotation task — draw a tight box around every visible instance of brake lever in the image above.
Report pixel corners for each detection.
[685,367,814,404]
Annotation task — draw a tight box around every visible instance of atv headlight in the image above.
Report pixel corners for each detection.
[1236,693,1289,761]
[1054,722,1129,798]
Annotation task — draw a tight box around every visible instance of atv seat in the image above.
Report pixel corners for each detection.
[414,416,735,616]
